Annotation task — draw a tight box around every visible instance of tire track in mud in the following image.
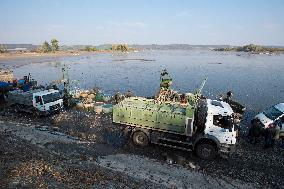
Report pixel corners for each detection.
[0,119,257,188]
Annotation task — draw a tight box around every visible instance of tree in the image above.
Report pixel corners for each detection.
[84,46,97,52]
[0,44,7,53]
[111,44,129,52]
[41,41,52,53]
[51,39,59,52]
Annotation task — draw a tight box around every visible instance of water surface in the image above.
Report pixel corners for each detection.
[1,50,283,113]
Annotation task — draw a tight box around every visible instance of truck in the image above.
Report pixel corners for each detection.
[7,89,63,115]
[113,95,239,159]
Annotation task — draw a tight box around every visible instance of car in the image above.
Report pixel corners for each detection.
[255,103,284,133]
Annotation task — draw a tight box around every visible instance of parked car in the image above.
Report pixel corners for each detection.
[254,103,284,132]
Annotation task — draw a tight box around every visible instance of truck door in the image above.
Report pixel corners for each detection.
[34,96,44,111]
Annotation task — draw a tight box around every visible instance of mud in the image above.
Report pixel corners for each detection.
[1,109,284,188]
[0,130,157,188]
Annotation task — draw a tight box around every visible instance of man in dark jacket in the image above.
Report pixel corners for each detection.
[264,123,277,148]
[249,118,262,144]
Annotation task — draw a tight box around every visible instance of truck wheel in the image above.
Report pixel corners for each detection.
[132,131,149,147]
[195,143,217,160]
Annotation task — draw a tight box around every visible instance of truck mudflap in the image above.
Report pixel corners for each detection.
[219,143,236,158]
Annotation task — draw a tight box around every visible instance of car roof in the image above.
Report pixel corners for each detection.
[34,89,59,96]
[274,103,284,113]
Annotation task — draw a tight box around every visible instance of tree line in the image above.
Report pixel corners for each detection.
[214,44,284,53]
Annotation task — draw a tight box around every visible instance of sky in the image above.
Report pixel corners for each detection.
[0,0,284,46]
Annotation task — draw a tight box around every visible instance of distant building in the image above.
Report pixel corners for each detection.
[7,48,27,52]
[0,44,39,52]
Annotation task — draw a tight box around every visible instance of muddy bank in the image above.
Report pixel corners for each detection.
[0,51,113,61]
[1,109,284,188]
[0,130,156,188]
[0,119,258,189]
[0,121,254,188]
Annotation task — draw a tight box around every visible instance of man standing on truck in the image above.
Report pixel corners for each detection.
[160,69,172,90]
[156,69,178,104]
[114,91,123,104]
[226,91,233,101]
[125,90,133,98]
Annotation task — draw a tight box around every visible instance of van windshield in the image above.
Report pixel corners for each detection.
[42,92,61,104]
[264,107,283,120]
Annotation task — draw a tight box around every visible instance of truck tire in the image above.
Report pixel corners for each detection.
[195,143,217,160]
[132,131,149,147]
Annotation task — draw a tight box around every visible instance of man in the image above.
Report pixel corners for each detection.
[125,90,133,98]
[264,123,277,148]
[114,91,122,104]
[226,91,233,101]
[276,116,284,149]
[272,124,280,148]
[249,118,262,144]
[160,69,172,90]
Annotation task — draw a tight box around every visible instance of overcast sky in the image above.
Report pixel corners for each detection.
[1,0,284,45]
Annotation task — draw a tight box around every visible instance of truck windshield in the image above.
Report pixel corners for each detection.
[264,107,283,120]
[42,92,61,104]
[213,115,233,130]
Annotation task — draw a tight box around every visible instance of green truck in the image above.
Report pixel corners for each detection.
[113,95,239,159]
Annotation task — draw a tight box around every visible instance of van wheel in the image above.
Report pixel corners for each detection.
[195,143,217,160]
[33,109,41,117]
[132,131,149,147]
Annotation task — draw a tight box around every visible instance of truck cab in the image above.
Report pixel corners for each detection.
[33,90,63,114]
[193,99,237,158]
[7,89,63,115]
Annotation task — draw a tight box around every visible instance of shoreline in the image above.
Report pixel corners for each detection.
[0,50,116,61]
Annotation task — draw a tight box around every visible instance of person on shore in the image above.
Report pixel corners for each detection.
[274,121,280,145]
[249,118,262,144]
[275,116,284,149]
[280,136,284,149]
[280,117,284,149]
[264,123,277,148]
